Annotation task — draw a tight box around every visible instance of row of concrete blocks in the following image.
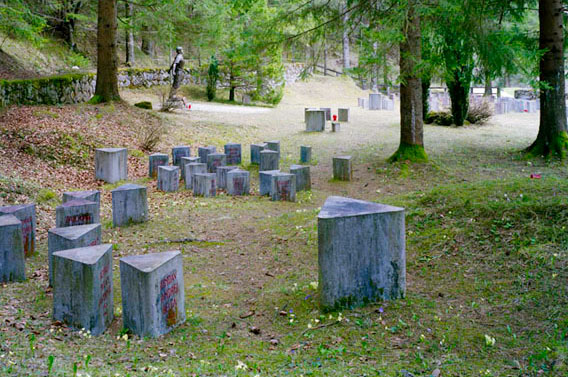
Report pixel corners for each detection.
[304,108,350,132]
[259,164,311,202]
[357,94,395,111]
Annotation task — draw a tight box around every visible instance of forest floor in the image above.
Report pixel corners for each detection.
[1,75,567,377]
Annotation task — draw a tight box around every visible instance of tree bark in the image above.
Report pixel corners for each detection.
[323,29,328,76]
[125,0,135,66]
[342,8,350,70]
[94,0,120,102]
[484,71,492,97]
[447,68,470,126]
[141,26,154,57]
[389,0,426,162]
[422,77,430,121]
[527,0,568,158]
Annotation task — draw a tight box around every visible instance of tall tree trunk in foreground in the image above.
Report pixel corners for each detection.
[527,0,568,158]
[342,7,350,70]
[389,0,427,162]
[125,0,135,66]
[94,0,120,102]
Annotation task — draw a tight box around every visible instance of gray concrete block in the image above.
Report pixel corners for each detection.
[185,163,206,189]
[338,108,349,122]
[62,190,100,206]
[193,173,216,197]
[157,166,180,192]
[333,156,352,181]
[48,224,101,286]
[259,170,280,196]
[216,166,238,189]
[95,148,127,183]
[290,165,311,191]
[180,156,200,180]
[300,146,312,163]
[369,93,381,110]
[53,244,113,336]
[198,146,217,164]
[318,196,405,309]
[320,107,331,121]
[0,203,36,257]
[265,140,281,159]
[56,199,99,228]
[111,184,148,227]
[331,122,341,132]
[171,146,191,167]
[304,107,318,123]
[224,143,242,165]
[0,215,25,283]
[149,153,169,179]
[270,173,296,202]
[226,169,250,196]
[207,153,227,173]
[306,110,325,132]
[250,143,267,164]
[260,150,279,171]
[120,251,185,338]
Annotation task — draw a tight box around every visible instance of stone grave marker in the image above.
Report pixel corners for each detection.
[56,199,99,228]
[207,153,227,173]
[0,215,25,283]
[120,251,186,337]
[320,107,331,121]
[95,148,127,183]
[331,122,341,132]
[0,203,36,257]
[62,190,100,206]
[224,143,242,165]
[216,166,238,189]
[304,107,318,122]
[193,173,217,197]
[265,140,281,159]
[259,170,280,196]
[338,108,349,122]
[270,173,296,202]
[52,244,113,336]
[157,166,180,192]
[369,93,381,110]
[333,156,352,181]
[171,146,191,167]
[226,169,250,196]
[250,143,268,164]
[318,196,405,309]
[260,150,279,171]
[198,146,217,164]
[300,146,312,163]
[290,165,311,191]
[149,153,169,179]
[180,156,200,180]
[48,223,101,286]
[185,163,206,189]
[306,110,325,132]
[111,184,148,227]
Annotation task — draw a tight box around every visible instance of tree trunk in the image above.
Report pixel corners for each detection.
[527,0,568,158]
[484,71,492,97]
[342,8,350,70]
[141,26,154,57]
[447,68,470,126]
[389,0,426,162]
[371,41,378,91]
[422,77,431,121]
[94,0,120,102]
[125,0,135,66]
[323,29,328,76]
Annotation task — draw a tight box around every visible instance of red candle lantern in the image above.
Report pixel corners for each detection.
[332,114,337,121]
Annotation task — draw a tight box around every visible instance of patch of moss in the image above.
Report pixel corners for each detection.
[134,101,153,110]
[388,142,428,163]
[36,188,57,204]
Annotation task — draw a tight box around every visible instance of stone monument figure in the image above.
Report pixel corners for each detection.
[168,46,185,98]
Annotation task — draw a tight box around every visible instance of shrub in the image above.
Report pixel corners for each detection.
[206,56,219,102]
[139,121,166,152]
[466,99,493,124]
[134,101,152,110]
[425,111,454,126]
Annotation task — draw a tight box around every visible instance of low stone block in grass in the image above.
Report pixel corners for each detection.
[0,203,36,257]
[0,215,25,283]
[95,148,128,183]
[56,199,99,228]
[111,184,148,227]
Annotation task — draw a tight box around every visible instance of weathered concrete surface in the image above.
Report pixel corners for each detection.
[300,146,312,163]
[318,196,406,309]
[149,153,169,179]
[56,199,99,228]
[216,166,238,189]
[95,148,127,183]
[0,215,25,282]
[304,107,318,123]
[224,143,242,165]
[157,166,180,192]
[333,156,352,181]
[250,143,267,165]
[0,204,36,257]
[198,146,217,164]
[171,146,191,167]
[320,107,331,121]
[258,170,278,196]
[369,93,381,110]
[180,156,200,180]
[270,173,296,202]
[48,223,101,286]
[331,122,341,132]
[265,140,281,159]
[185,163,206,189]
[207,153,227,173]
[226,169,250,196]
[120,251,185,338]
[62,190,100,206]
[260,150,279,171]
[193,173,217,197]
[306,110,325,132]
[290,165,311,191]
[111,184,148,227]
[52,244,113,336]
[338,108,350,122]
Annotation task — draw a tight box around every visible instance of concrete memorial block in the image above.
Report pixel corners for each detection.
[331,122,341,132]
[193,173,217,197]
[62,190,100,206]
[120,251,186,337]
[180,156,200,180]
[185,163,206,189]
[250,143,268,164]
[171,146,191,167]
[265,140,281,159]
[207,153,227,173]
[216,166,238,189]
[226,169,250,196]
[149,153,169,179]
[306,110,325,132]
[338,108,349,122]
[320,107,331,121]
[369,93,381,110]
[48,223,101,286]
[157,166,180,192]
[304,107,318,122]
[300,146,312,163]
[52,244,113,336]
[259,170,280,196]
[290,165,311,191]
[224,143,242,165]
[111,184,148,227]
[95,148,127,183]
[0,204,36,257]
[318,196,405,309]
[270,173,296,202]
[333,156,352,181]
[260,150,279,171]
[0,215,25,283]
[56,199,99,228]
[198,146,217,164]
